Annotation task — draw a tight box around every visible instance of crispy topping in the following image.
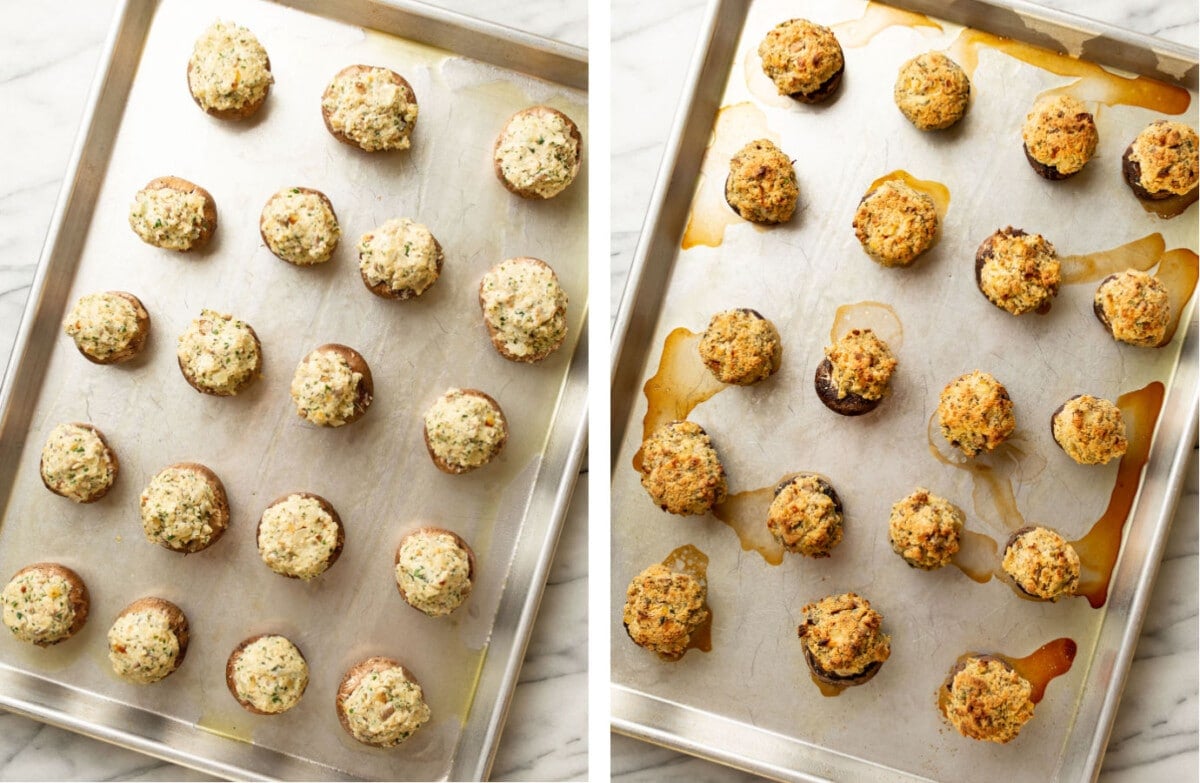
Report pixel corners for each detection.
[824,328,896,401]
[1021,95,1098,175]
[1052,395,1127,465]
[622,563,708,659]
[1095,269,1170,347]
[1128,120,1198,196]
[937,370,1015,457]
[853,181,938,267]
[1002,526,1080,600]
[798,592,890,677]
[888,488,963,569]
[698,309,782,385]
[942,657,1034,743]
[757,19,843,97]
[766,475,843,557]
[893,52,970,130]
[977,228,1060,315]
[725,139,798,225]
[638,420,727,516]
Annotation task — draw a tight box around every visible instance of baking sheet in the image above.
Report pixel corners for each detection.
[0,0,586,780]
[610,1,1198,781]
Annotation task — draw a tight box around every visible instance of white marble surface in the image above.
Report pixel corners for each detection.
[611,0,1198,781]
[0,0,585,780]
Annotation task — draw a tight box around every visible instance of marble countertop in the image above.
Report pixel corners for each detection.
[611,1,1198,781]
[0,0,585,780]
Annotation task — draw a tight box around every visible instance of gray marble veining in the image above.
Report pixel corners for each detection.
[610,0,1198,780]
[0,0,585,780]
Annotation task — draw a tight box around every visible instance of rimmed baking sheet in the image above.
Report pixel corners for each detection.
[0,0,587,779]
[610,1,1197,781]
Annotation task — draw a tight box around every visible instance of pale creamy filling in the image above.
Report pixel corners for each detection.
[258,495,338,579]
[261,189,339,264]
[358,218,440,294]
[395,532,472,616]
[480,259,568,359]
[108,608,179,684]
[424,389,505,469]
[495,110,579,198]
[322,68,418,151]
[140,467,218,548]
[128,187,207,250]
[232,636,308,713]
[40,423,114,502]
[342,667,430,745]
[187,20,273,112]
[290,351,363,426]
[2,570,75,644]
[63,292,140,360]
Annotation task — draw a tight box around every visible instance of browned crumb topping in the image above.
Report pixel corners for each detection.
[824,328,897,401]
[852,181,938,267]
[725,139,799,225]
[638,421,727,516]
[1128,120,1198,195]
[757,19,843,97]
[766,475,843,557]
[1002,526,1080,600]
[937,370,1015,457]
[698,309,782,385]
[1021,95,1098,175]
[978,228,1061,315]
[798,592,890,677]
[888,488,963,569]
[893,52,970,131]
[942,657,1034,743]
[1053,395,1128,466]
[623,563,708,659]
[1095,269,1170,347]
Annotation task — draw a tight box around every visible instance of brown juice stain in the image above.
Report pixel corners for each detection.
[663,544,713,655]
[1139,190,1199,220]
[950,529,1000,584]
[867,170,951,221]
[1059,233,1164,284]
[1155,249,1200,345]
[711,479,789,566]
[926,413,1029,531]
[1002,637,1078,703]
[682,102,776,250]
[1071,382,1165,608]
[939,638,1077,715]
[196,712,252,743]
[835,2,943,48]
[831,301,904,349]
[633,328,728,471]
[811,672,847,698]
[945,29,1191,114]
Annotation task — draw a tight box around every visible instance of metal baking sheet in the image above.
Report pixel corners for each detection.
[610,1,1198,781]
[0,0,586,780]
